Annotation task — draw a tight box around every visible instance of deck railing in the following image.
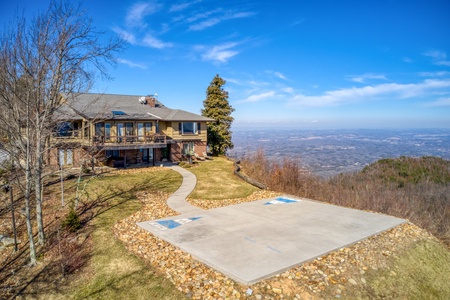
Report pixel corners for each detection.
[53,132,167,146]
[92,134,167,145]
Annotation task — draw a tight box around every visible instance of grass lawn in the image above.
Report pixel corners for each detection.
[186,156,259,200]
[347,239,450,299]
[62,169,187,300]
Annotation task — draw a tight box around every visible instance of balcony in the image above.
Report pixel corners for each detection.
[92,134,167,149]
[53,131,168,149]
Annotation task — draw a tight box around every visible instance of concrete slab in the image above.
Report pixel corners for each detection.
[138,195,406,285]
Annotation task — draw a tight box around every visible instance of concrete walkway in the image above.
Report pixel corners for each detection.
[165,164,204,214]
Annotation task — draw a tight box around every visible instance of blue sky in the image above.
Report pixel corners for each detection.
[1,0,450,129]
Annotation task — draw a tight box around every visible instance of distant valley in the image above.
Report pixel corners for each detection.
[229,128,450,178]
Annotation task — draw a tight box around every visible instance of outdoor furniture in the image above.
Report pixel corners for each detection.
[203,152,213,160]
[194,153,205,161]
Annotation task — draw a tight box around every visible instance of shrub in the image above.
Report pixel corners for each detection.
[62,209,82,232]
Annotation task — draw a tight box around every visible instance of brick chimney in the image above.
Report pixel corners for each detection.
[146,96,156,107]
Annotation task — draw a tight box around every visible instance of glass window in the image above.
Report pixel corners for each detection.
[57,122,72,137]
[183,142,194,155]
[95,122,105,136]
[138,123,144,141]
[117,123,124,136]
[105,123,111,138]
[181,122,197,134]
[125,123,133,135]
[58,149,73,165]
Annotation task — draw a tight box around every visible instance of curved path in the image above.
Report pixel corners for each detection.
[166,164,204,214]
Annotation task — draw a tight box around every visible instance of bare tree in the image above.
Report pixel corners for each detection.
[0,0,122,265]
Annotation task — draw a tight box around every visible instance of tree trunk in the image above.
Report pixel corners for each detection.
[35,141,45,245]
[25,135,37,265]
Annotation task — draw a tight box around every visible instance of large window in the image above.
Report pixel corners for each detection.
[183,142,194,155]
[58,149,73,165]
[138,122,152,141]
[95,122,104,136]
[57,122,73,137]
[179,122,200,134]
[125,123,134,135]
[105,123,111,139]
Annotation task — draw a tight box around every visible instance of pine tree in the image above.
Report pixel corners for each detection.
[201,74,235,156]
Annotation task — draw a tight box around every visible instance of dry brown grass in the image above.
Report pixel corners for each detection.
[240,149,450,246]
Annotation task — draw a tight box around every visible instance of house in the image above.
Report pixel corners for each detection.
[51,93,214,167]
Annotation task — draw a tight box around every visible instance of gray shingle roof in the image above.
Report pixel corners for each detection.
[58,93,214,122]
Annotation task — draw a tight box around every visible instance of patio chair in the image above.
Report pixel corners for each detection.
[202,152,213,160]
[194,153,205,161]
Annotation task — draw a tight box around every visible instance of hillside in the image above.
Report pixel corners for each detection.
[1,157,449,299]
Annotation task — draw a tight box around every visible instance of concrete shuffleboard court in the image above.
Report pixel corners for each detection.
[138,196,406,285]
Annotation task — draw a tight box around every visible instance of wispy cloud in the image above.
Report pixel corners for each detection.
[201,42,239,62]
[287,79,450,107]
[423,50,450,67]
[347,73,387,83]
[118,58,147,69]
[142,34,173,49]
[113,27,137,45]
[424,97,450,107]
[125,2,160,29]
[419,71,450,77]
[169,0,202,13]
[188,11,255,31]
[240,91,276,103]
[274,72,287,80]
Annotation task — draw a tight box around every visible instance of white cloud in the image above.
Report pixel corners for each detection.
[419,71,450,77]
[282,87,294,94]
[424,97,450,107]
[189,18,221,31]
[188,11,255,31]
[423,50,450,67]
[126,2,160,28]
[240,91,276,103]
[142,34,173,49]
[169,0,202,12]
[403,57,413,63]
[113,27,137,45]
[201,42,239,62]
[274,71,287,80]
[347,73,387,83]
[118,58,147,69]
[287,79,450,107]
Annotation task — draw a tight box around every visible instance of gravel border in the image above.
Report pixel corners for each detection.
[113,169,435,299]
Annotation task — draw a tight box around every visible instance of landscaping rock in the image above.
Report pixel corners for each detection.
[112,176,436,299]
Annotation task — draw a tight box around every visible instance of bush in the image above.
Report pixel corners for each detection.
[62,209,82,232]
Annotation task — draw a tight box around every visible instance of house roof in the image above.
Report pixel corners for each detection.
[57,93,215,122]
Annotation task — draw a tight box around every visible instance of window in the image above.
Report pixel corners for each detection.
[106,150,120,157]
[125,123,133,135]
[105,123,111,139]
[179,122,200,134]
[138,122,152,141]
[58,149,73,165]
[183,142,194,155]
[95,122,104,136]
[57,122,72,137]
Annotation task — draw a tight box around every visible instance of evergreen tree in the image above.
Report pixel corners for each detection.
[201,74,235,156]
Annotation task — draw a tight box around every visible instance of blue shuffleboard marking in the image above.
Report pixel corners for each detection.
[244,237,283,253]
[157,220,181,229]
[267,246,282,253]
[264,197,301,205]
[150,217,202,230]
